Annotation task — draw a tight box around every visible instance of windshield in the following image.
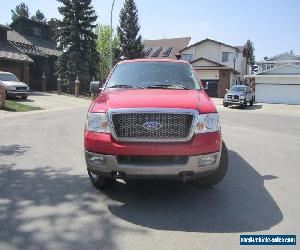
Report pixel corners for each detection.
[0,73,19,82]
[106,62,200,90]
[230,86,246,92]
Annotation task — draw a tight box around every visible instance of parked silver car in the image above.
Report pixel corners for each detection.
[223,85,255,109]
[0,71,30,99]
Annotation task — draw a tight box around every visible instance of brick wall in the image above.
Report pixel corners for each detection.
[218,69,231,97]
[0,85,6,109]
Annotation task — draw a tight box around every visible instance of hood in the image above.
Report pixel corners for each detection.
[0,80,29,87]
[90,89,216,114]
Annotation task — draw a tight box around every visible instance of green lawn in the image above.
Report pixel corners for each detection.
[4,100,42,112]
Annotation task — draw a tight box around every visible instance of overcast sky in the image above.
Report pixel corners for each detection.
[1,0,300,60]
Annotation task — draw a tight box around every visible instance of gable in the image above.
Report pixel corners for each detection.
[191,58,222,67]
[180,38,239,53]
[259,64,300,75]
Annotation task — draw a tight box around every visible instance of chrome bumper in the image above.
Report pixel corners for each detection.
[7,90,29,95]
[225,99,244,104]
[85,150,221,180]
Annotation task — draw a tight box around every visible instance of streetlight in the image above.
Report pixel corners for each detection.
[109,0,116,70]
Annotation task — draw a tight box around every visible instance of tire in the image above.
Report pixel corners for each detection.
[223,102,229,107]
[193,141,228,187]
[88,169,115,190]
[21,95,28,100]
[249,99,254,106]
[240,103,246,109]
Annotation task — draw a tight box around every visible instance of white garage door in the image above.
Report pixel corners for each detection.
[256,84,300,104]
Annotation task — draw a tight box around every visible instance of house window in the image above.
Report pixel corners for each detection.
[181,54,193,62]
[151,47,162,57]
[263,64,274,71]
[222,52,235,62]
[143,48,152,57]
[162,47,172,57]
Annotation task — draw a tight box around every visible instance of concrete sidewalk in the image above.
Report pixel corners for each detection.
[212,98,300,117]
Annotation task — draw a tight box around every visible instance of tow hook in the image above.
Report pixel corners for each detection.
[181,172,194,182]
[112,171,126,180]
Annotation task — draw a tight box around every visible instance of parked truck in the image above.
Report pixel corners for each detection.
[84,59,228,189]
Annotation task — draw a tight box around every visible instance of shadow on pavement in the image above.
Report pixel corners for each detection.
[0,145,30,156]
[0,164,144,249]
[103,150,282,233]
[228,104,263,110]
[0,148,282,249]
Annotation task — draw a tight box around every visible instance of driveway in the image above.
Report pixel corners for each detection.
[212,97,300,117]
[0,92,91,118]
[0,99,299,249]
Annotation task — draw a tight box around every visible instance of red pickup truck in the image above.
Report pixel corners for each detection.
[84,59,228,189]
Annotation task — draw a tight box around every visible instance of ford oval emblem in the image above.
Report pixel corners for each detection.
[143,121,162,131]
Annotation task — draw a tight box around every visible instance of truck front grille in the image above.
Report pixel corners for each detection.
[16,87,27,91]
[111,111,194,142]
[227,94,239,100]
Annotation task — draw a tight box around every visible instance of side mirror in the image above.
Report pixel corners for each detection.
[90,81,102,94]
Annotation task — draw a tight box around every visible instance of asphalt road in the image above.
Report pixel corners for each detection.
[0,106,299,250]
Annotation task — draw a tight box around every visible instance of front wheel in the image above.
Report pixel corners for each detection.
[223,102,229,107]
[193,141,228,187]
[88,169,115,190]
[21,95,28,100]
[249,99,254,106]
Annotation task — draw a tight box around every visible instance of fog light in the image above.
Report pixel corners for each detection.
[198,155,217,166]
[89,155,107,166]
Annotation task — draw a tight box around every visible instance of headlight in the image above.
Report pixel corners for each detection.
[195,113,220,134]
[6,86,16,90]
[86,112,110,133]
[239,95,245,99]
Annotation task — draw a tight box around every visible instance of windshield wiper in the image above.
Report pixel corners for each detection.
[146,84,191,90]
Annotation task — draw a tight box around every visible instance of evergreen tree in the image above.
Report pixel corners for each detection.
[48,18,59,41]
[56,0,99,86]
[11,2,29,22]
[117,0,143,59]
[31,9,47,23]
[244,39,255,66]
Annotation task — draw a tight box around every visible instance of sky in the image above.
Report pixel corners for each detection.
[1,0,300,60]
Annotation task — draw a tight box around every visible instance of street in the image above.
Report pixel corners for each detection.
[0,104,300,250]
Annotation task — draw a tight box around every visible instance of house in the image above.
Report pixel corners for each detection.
[0,17,62,91]
[179,38,247,97]
[245,52,300,104]
[143,37,191,60]
[256,52,300,72]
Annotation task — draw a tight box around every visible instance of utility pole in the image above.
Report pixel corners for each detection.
[109,0,116,70]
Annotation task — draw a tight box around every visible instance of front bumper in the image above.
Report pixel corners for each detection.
[85,150,221,180]
[224,98,245,105]
[7,90,30,97]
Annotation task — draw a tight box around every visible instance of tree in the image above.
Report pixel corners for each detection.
[31,9,47,23]
[244,39,255,67]
[117,0,143,59]
[95,24,120,80]
[11,2,29,22]
[56,0,99,86]
[48,18,59,41]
